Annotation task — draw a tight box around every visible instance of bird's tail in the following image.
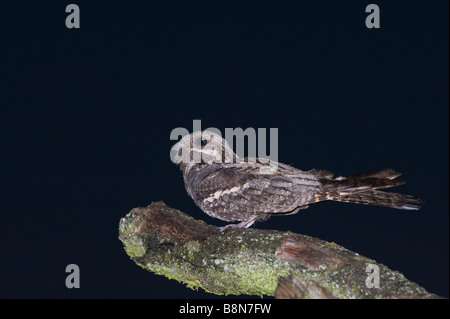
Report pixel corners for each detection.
[335,190,423,210]
[319,168,424,210]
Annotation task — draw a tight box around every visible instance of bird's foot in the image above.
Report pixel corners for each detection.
[219,218,256,232]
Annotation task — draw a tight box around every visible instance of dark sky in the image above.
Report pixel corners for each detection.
[1,1,448,298]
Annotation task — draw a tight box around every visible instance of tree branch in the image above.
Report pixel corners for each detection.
[118,201,442,299]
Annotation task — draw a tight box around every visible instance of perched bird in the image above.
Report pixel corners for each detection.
[171,130,423,230]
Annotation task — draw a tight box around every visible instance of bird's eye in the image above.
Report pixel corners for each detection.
[195,137,208,147]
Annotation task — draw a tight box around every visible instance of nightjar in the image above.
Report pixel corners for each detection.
[171,130,423,230]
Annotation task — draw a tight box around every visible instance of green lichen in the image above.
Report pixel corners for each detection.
[120,234,146,258]
[125,227,293,296]
[119,202,441,298]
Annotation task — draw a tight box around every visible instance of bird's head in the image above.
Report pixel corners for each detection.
[171,130,236,175]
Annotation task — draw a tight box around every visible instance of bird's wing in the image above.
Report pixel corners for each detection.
[188,160,322,219]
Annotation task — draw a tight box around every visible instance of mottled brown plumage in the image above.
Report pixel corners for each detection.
[171,131,423,230]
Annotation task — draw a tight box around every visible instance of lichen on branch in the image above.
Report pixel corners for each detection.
[118,201,441,299]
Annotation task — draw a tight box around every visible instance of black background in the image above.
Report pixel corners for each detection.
[1,1,448,298]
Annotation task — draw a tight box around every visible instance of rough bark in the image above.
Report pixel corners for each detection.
[118,201,442,299]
